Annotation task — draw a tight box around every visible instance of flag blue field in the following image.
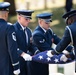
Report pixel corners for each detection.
[32,51,74,64]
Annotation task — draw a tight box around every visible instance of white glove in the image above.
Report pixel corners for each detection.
[46,50,54,58]
[60,54,68,62]
[22,53,32,61]
[13,69,20,75]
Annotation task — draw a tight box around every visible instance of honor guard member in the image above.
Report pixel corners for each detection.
[14,9,40,75]
[32,12,73,75]
[51,10,76,62]
[0,2,20,75]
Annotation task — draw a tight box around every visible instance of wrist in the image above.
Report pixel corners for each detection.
[65,54,71,58]
[21,52,25,57]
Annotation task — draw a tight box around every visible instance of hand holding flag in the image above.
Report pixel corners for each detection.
[32,50,74,64]
[21,50,74,64]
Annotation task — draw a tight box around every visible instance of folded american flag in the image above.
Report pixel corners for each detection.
[32,51,74,64]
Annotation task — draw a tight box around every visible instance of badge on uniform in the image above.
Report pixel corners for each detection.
[39,39,45,43]
[12,32,16,41]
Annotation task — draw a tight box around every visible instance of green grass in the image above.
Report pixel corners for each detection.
[58,67,64,73]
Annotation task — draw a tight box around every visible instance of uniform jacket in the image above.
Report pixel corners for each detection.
[55,22,76,59]
[33,25,72,52]
[14,22,39,55]
[14,22,39,75]
[0,19,19,75]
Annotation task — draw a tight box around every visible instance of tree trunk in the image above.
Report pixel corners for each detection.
[4,0,16,15]
[26,2,30,10]
[44,0,47,9]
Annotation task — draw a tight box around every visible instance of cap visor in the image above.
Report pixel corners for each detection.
[44,19,52,23]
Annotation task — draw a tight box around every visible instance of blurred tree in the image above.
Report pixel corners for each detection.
[51,0,55,3]
[4,0,16,15]
[65,0,73,12]
[44,0,47,9]
[26,0,30,10]
[26,2,30,10]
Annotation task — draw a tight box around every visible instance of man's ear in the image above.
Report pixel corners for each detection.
[38,19,42,24]
[18,15,21,20]
[66,19,72,25]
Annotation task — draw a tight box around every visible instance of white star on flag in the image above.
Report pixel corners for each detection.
[38,55,43,60]
[54,58,59,63]
[47,57,51,61]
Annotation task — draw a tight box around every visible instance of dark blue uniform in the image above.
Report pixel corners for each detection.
[54,10,76,60]
[14,10,40,75]
[0,19,20,75]
[32,13,73,75]
[33,26,61,51]
[0,2,20,75]
[14,22,39,75]
[55,25,75,57]
[32,26,60,75]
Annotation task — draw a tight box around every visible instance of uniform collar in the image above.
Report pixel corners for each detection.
[18,22,26,30]
[39,25,51,33]
[40,25,47,33]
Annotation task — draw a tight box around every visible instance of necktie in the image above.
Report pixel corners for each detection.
[46,29,51,43]
[24,28,28,44]
[46,30,50,38]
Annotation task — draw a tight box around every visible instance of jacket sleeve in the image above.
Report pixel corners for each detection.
[55,27,73,54]
[29,43,40,55]
[48,28,61,44]
[28,30,40,55]
[7,25,20,70]
[52,32,61,44]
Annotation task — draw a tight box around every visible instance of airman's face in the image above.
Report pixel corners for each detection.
[18,15,31,27]
[40,19,51,30]
[65,15,76,25]
[66,18,72,25]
